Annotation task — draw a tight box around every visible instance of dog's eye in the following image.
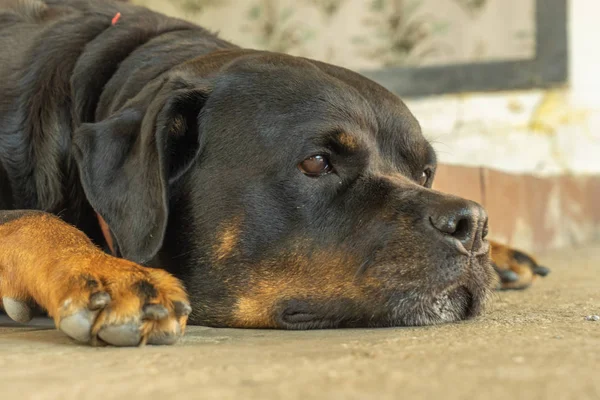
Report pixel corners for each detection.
[419,169,432,186]
[298,155,332,177]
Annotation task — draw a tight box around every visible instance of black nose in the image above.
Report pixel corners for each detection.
[429,200,488,254]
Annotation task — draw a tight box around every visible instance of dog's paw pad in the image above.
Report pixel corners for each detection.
[54,266,190,347]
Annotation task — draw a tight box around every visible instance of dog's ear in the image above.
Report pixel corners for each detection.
[73,74,209,264]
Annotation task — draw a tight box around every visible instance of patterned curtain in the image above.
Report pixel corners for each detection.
[134,0,535,70]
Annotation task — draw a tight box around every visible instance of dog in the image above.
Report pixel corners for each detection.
[0,0,549,346]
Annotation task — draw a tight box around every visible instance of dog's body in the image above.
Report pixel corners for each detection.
[0,0,548,346]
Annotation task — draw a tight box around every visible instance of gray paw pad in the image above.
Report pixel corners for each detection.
[2,297,33,324]
[59,309,96,342]
[147,323,181,346]
[98,324,142,347]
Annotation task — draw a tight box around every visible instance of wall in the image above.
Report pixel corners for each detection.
[417,0,600,252]
[135,0,535,69]
[408,0,600,177]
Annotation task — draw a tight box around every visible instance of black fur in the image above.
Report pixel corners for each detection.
[0,0,494,328]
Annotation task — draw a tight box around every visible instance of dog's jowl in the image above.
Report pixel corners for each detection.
[0,0,547,345]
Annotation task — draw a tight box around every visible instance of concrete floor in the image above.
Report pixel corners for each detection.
[1,245,599,400]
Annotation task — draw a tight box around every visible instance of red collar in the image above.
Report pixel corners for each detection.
[96,213,117,256]
[111,12,122,26]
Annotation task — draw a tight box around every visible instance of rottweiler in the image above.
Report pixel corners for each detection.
[0,0,549,346]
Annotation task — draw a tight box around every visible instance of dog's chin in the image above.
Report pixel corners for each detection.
[273,284,490,330]
[383,258,495,327]
[201,257,495,330]
[384,285,486,327]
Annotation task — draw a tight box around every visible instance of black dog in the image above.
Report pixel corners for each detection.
[0,0,546,346]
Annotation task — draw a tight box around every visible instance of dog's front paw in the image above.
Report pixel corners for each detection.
[50,261,192,346]
[490,241,550,290]
[0,211,191,346]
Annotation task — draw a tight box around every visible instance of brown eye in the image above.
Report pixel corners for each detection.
[298,155,332,177]
[419,169,432,186]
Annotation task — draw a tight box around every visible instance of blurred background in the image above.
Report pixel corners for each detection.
[132,0,599,254]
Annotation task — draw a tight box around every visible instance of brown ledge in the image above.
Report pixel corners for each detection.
[433,164,600,253]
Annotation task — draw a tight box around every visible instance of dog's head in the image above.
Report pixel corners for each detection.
[74,51,495,328]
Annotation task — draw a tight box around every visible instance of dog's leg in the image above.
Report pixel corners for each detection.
[489,240,550,290]
[0,210,191,346]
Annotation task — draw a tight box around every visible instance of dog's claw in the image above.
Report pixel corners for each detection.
[89,291,111,310]
[2,297,33,324]
[497,269,520,283]
[147,323,182,345]
[98,324,142,347]
[174,301,192,317]
[59,309,96,342]
[533,265,550,277]
[59,292,112,343]
[142,304,169,320]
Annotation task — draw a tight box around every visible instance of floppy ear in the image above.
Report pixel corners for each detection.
[73,74,209,264]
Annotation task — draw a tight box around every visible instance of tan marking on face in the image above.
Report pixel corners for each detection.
[337,132,359,151]
[235,284,280,328]
[213,217,242,262]
[230,248,374,328]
